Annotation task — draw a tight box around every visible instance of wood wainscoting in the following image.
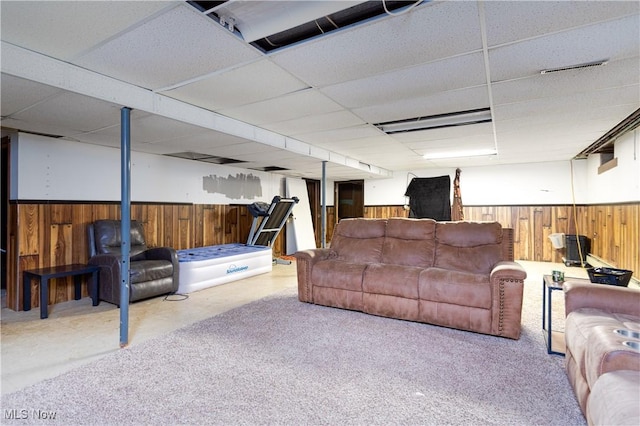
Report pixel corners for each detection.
[363,203,639,280]
[5,201,638,311]
[6,202,286,311]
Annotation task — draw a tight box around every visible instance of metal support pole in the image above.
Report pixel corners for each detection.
[120,107,132,348]
[321,161,327,248]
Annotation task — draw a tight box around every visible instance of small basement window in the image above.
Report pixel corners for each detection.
[597,152,617,174]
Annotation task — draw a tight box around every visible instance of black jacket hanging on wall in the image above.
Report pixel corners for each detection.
[404,176,451,220]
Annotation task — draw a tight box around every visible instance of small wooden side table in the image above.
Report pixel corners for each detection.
[23,264,100,319]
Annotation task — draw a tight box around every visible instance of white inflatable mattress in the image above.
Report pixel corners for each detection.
[177,244,272,294]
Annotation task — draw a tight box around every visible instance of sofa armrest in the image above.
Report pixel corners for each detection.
[88,254,121,305]
[144,247,180,293]
[489,261,527,339]
[294,249,334,302]
[490,261,527,281]
[564,281,640,317]
[294,248,334,264]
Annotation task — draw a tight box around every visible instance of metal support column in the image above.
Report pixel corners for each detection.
[120,107,132,348]
[321,161,327,248]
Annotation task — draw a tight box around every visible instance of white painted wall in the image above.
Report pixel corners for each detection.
[366,161,590,206]
[365,135,640,206]
[14,133,283,204]
[453,161,589,205]
[14,130,640,205]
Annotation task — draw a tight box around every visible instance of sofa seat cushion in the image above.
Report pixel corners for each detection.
[311,260,366,292]
[587,370,640,426]
[434,244,502,275]
[362,263,420,299]
[130,277,175,301]
[418,268,491,309]
[565,308,640,381]
[129,260,173,284]
[584,325,640,388]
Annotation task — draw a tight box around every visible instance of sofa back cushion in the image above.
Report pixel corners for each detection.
[434,221,504,274]
[330,218,386,263]
[381,218,436,267]
[92,219,148,258]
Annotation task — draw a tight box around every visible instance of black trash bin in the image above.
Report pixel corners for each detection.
[564,234,590,266]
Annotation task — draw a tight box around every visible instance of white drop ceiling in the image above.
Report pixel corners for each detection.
[1,0,639,180]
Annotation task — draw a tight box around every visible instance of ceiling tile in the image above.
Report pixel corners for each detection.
[148,128,253,151]
[218,89,343,125]
[489,15,640,82]
[392,122,495,144]
[73,4,261,90]
[320,53,487,109]
[0,74,63,116]
[270,1,483,87]
[493,86,639,122]
[315,134,395,151]
[484,1,640,47]
[404,133,495,153]
[353,86,490,124]
[6,91,123,135]
[495,103,638,135]
[492,57,640,106]
[162,59,308,110]
[3,1,639,180]
[295,125,382,145]
[262,110,365,136]
[0,1,177,60]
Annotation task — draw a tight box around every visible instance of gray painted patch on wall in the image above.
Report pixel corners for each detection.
[203,173,262,200]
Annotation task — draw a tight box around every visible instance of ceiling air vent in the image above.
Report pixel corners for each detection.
[540,59,608,75]
[250,166,289,172]
[165,152,244,164]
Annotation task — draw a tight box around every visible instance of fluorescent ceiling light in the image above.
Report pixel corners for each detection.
[423,149,497,160]
[375,108,492,134]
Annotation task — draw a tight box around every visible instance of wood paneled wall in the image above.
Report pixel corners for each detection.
[7,201,638,311]
[7,202,285,311]
[362,203,639,279]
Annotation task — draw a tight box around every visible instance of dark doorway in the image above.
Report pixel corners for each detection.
[304,179,321,247]
[335,180,364,222]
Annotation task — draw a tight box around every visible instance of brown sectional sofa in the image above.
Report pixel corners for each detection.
[564,281,640,425]
[294,218,527,339]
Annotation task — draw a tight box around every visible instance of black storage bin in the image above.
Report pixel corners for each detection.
[587,267,633,287]
[565,235,590,262]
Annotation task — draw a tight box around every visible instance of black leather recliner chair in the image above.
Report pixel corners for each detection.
[88,220,179,306]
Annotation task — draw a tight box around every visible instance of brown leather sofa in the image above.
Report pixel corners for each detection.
[295,218,527,339]
[88,220,179,306]
[564,282,640,425]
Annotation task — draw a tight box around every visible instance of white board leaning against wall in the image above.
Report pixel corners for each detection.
[285,178,316,254]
